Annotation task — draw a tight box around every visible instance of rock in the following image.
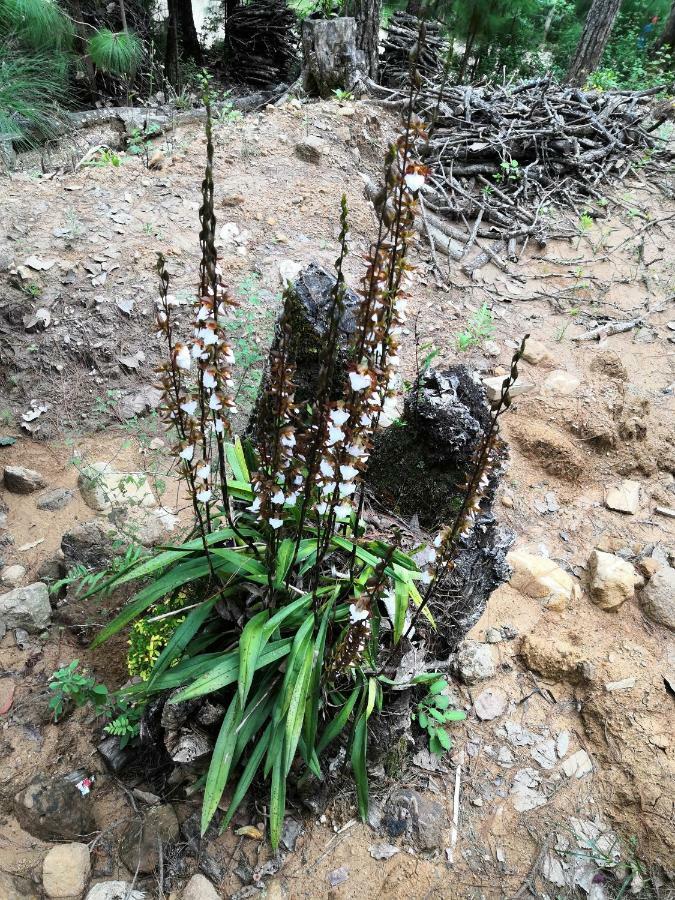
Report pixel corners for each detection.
[295,135,325,163]
[42,843,91,899]
[519,634,588,683]
[543,370,581,396]
[640,566,675,631]
[85,884,144,900]
[37,558,65,582]
[117,387,162,420]
[14,776,96,840]
[604,677,637,692]
[120,507,179,548]
[522,339,553,366]
[61,521,115,569]
[36,488,74,511]
[485,627,503,643]
[181,874,220,900]
[0,582,51,632]
[119,805,180,874]
[78,463,155,513]
[588,550,637,611]
[556,731,570,758]
[277,259,303,287]
[455,639,496,684]
[3,466,47,494]
[1,564,26,587]
[605,480,640,515]
[0,873,39,899]
[562,749,593,779]
[508,550,580,610]
[384,789,444,851]
[474,687,508,720]
[510,768,547,812]
[530,738,557,769]
[482,375,534,403]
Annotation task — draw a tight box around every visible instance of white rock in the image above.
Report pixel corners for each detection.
[510,768,547,811]
[474,687,508,721]
[455,640,496,684]
[562,749,593,779]
[78,463,156,514]
[482,375,534,403]
[604,677,636,692]
[522,339,553,366]
[556,731,570,758]
[85,884,145,900]
[0,582,51,632]
[605,480,640,515]
[277,259,303,287]
[531,738,557,770]
[508,549,580,610]
[588,550,638,611]
[181,874,219,900]
[43,842,90,899]
[1,565,26,588]
[641,566,675,631]
[544,370,581,396]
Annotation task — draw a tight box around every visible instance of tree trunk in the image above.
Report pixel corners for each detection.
[176,0,203,64]
[301,17,360,97]
[655,0,675,51]
[542,5,555,44]
[565,0,622,86]
[351,0,381,79]
[118,0,128,32]
[458,13,478,83]
[165,0,179,86]
[406,0,422,15]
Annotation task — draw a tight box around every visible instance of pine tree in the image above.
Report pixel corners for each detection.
[565,0,622,85]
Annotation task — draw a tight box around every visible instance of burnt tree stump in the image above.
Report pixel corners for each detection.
[301,17,363,98]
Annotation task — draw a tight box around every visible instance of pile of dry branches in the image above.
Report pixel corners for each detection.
[380,12,449,87]
[394,78,671,271]
[225,0,298,87]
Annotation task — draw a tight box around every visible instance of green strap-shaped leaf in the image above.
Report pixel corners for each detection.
[201,693,242,835]
[147,595,218,687]
[274,538,295,586]
[316,684,360,756]
[393,577,409,644]
[220,722,272,833]
[283,639,314,774]
[303,599,333,759]
[238,609,270,708]
[210,547,267,577]
[269,749,286,851]
[351,710,369,821]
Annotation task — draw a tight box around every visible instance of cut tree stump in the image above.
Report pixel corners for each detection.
[301,17,363,98]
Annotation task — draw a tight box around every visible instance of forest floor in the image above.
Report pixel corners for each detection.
[0,98,674,900]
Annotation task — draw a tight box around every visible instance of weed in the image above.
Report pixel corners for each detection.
[86,148,121,168]
[215,91,243,125]
[412,675,466,755]
[48,660,109,721]
[578,211,593,232]
[22,281,41,298]
[332,88,354,102]
[456,303,494,351]
[127,122,162,167]
[493,159,520,184]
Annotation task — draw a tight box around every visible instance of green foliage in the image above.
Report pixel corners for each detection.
[0,43,69,143]
[87,29,143,77]
[412,675,467,756]
[493,159,520,184]
[456,302,494,351]
[332,88,354,101]
[86,147,122,167]
[0,0,73,51]
[103,699,142,749]
[48,660,109,721]
[127,596,187,680]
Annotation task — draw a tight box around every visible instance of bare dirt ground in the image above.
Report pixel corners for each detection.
[0,98,674,899]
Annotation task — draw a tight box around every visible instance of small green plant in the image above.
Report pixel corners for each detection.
[493,159,520,184]
[332,88,354,102]
[22,281,41,297]
[127,596,187,680]
[86,148,121,168]
[103,700,142,749]
[412,676,466,756]
[48,660,109,721]
[578,211,593,232]
[216,91,243,124]
[456,302,494,351]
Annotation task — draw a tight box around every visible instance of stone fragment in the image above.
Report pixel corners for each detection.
[14,776,96,840]
[0,582,51,632]
[510,768,547,811]
[531,738,557,770]
[61,521,115,569]
[42,842,91,899]
[3,466,47,494]
[519,634,588,683]
[78,463,155,513]
[118,805,180,874]
[640,566,675,631]
[562,749,593,779]
[485,627,503,643]
[604,677,636,692]
[36,488,74,511]
[508,550,580,610]
[0,872,39,899]
[522,339,553,366]
[295,135,325,162]
[482,375,534,403]
[278,259,303,287]
[474,687,508,721]
[1,564,26,587]
[384,789,444,851]
[85,885,144,900]
[588,550,638,611]
[605,480,640,515]
[556,731,570,758]
[181,874,219,900]
[544,370,580,396]
[455,639,496,684]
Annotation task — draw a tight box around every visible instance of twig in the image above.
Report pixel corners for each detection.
[446,764,462,866]
[571,318,644,342]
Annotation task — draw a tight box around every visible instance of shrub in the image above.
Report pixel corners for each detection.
[87,29,144,77]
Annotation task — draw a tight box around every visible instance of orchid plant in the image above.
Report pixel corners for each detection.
[86,68,526,849]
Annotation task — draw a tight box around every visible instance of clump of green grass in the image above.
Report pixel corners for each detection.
[456,302,494,351]
[0,44,69,144]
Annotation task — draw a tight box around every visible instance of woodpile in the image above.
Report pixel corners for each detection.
[225,0,299,88]
[380,12,449,87]
[406,78,671,267]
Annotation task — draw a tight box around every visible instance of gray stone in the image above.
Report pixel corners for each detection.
[3,465,47,494]
[588,550,637,611]
[0,873,39,899]
[474,687,508,721]
[562,749,593,779]
[1,564,26,587]
[61,521,115,569]
[384,789,444,851]
[510,768,547,811]
[295,135,326,163]
[484,627,503,643]
[14,775,96,840]
[181,874,219,900]
[77,462,155,514]
[605,480,640,515]
[0,582,51,632]
[119,804,180,874]
[36,488,74,511]
[37,558,66,582]
[641,566,675,631]
[455,639,496,684]
[85,885,145,900]
[42,842,90,899]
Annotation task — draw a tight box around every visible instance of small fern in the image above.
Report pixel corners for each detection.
[87,29,143,76]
